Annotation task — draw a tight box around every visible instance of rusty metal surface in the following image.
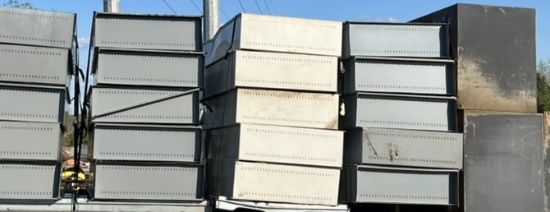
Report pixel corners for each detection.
[413,4,536,113]
[463,111,543,212]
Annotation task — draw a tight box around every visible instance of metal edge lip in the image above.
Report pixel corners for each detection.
[93,160,205,166]
[94,12,202,20]
[96,47,205,55]
[215,197,349,210]
[353,164,459,173]
[347,56,455,63]
[357,126,463,135]
[0,6,76,17]
[0,82,67,91]
[344,21,448,26]
[93,123,203,130]
[354,92,457,101]
[91,85,201,92]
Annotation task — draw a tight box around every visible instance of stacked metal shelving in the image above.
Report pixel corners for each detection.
[88,12,205,202]
[339,22,463,206]
[204,13,347,210]
[0,7,76,202]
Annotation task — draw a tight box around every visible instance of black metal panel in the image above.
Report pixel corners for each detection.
[463,111,543,212]
[413,4,536,113]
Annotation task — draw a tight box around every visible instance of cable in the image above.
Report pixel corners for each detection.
[189,0,202,14]
[161,0,177,14]
[238,0,246,13]
[220,8,230,20]
[254,0,263,14]
[262,0,271,15]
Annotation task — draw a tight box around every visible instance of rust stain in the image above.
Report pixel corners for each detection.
[326,116,339,129]
[362,129,378,156]
[458,56,536,112]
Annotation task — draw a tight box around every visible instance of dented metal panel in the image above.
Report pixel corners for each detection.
[204,50,338,98]
[92,124,202,162]
[344,128,463,169]
[0,7,75,49]
[342,57,455,95]
[90,87,199,124]
[341,93,457,131]
[208,14,342,65]
[93,13,202,51]
[0,121,62,161]
[0,84,65,123]
[94,48,204,88]
[413,4,536,113]
[343,22,448,59]
[209,160,340,206]
[207,124,343,167]
[93,163,203,201]
[204,88,339,130]
[0,163,61,200]
[0,44,70,86]
[463,111,543,212]
[343,165,459,205]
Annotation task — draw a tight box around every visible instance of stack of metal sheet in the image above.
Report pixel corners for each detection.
[0,7,75,202]
[339,22,463,206]
[204,14,346,208]
[89,12,204,202]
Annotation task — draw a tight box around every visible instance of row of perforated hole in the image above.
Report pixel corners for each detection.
[1,151,53,156]
[241,55,334,64]
[241,166,334,177]
[364,170,447,177]
[1,10,69,20]
[243,191,334,201]
[361,96,448,104]
[106,115,192,120]
[247,17,339,29]
[358,84,446,91]
[368,156,457,164]
[360,120,447,128]
[97,90,179,96]
[99,128,196,135]
[242,115,330,125]
[360,194,447,200]
[242,91,335,101]
[0,34,66,44]
[357,26,440,32]
[352,49,440,55]
[100,40,194,47]
[0,191,52,196]
[240,78,333,88]
[101,16,194,22]
[103,76,197,84]
[0,126,54,131]
[1,165,54,170]
[368,132,458,141]
[100,166,195,172]
[100,191,194,196]
[1,49,63,56]
[1,89,58,95]
[107,53,198,60]
[99,152,194,158]
[245,41,337,52]
[245,128,339,138]
[0,73,62,80]
[245,152,337,163]
[0,112,57,119]
[359,61,444,68]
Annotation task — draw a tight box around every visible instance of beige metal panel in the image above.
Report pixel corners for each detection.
[0,121,62,161]
[207,124,343,167]
[213,160,340,206]
[204,88,339,130]
[204,50,338,98]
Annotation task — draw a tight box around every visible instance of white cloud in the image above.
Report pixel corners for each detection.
[77,37,90,47]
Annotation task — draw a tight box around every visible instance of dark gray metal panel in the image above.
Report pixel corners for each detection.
[0,7,75,49]
[92,124,202,162]
[94,49,204,88]
[342,22,449,59]
[0,44,70,86]
[463,111,543,212]
[341,93,457,132]
[342,57,455,95]
[0,163,61,200]
[0,121,62,161]
[93,163,204,201]
[413,4,536,113]
[344,165,459,205]
[0,84,66,123]
[93,13,202,51]
[90,87,199,124]
[344,127,463,169]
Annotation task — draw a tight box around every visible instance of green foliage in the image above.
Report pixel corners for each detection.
[62,116,90,147]
[3,0,34,9]
[537,59,550,112]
